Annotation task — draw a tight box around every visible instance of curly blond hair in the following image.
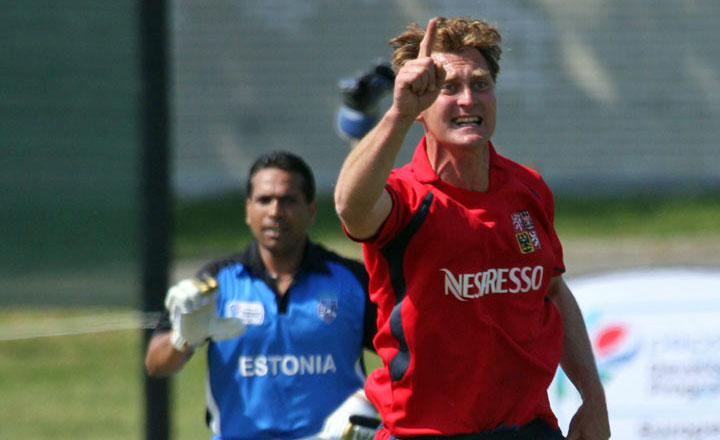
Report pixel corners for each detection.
[389,17,502,81]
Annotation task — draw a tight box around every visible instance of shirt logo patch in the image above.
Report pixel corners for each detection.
[226,301,265,326]
[317,293,338,324]
[511,210,541,254]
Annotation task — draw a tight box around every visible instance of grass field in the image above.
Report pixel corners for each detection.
[0,310,379,440]
[174,192,720,258]
[1,193,718,439]
[0,310,210,440]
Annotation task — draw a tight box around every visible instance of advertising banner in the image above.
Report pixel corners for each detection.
[550,268,720,440]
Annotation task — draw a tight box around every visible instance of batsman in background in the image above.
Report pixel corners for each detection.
[145,151,378,440]
[334,17,610,440]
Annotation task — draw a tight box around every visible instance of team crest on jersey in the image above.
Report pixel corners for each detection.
[317,292,338,324]
[511,210,541,254]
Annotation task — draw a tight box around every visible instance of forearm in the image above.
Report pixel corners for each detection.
[334,108,415,238]
[549,277,611,439]
[145,331,193,377]
[336,19,444,239]
[549,277,606,402]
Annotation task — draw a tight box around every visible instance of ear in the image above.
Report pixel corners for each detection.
[417,112,430,133]
[245,198,251,225]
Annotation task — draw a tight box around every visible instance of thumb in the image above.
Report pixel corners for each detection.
[208,317,247,341]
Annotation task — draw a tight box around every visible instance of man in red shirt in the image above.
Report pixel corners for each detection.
[334,17,610,440]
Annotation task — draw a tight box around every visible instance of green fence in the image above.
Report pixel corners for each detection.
[2,3,141,306]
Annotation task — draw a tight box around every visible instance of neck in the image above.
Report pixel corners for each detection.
[259,239,306,279]
[426,138,491,191]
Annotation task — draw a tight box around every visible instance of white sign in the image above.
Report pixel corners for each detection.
[550,268,720,440]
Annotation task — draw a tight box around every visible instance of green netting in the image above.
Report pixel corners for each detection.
[1,3,141,306]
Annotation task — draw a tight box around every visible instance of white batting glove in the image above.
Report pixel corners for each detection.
[165,275,246,351]
[318,389,377,440]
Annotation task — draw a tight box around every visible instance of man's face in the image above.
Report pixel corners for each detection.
[245,168,316,256]
[419,48,497,149]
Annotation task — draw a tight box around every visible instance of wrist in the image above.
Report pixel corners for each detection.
[384,105,420,128]
[169,330,190,352]
[581,383,607,406]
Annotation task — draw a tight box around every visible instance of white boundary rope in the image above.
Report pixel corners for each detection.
[0,311,163,342]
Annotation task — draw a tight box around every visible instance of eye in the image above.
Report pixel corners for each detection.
[442,82,457,93]
[473,79,490,90]
[280,195,297,205]
[475,79,488,90]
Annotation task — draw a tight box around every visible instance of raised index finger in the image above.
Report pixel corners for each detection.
[417,18,437,59]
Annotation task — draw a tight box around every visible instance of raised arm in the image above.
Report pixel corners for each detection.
[334,18,445,239]
[547,276,611,440]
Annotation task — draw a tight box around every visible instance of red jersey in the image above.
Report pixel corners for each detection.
[356,139,565,438]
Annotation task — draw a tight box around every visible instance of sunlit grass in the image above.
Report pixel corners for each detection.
[0,308,380,440]
[175,192,720,258]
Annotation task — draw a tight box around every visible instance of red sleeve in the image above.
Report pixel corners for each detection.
[342,169,425,248]
[542,182,565,275]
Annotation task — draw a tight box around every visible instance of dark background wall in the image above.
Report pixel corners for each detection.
[2,3,141,306]
[171,0,720,196]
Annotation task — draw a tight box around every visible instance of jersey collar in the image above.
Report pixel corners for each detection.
[411,136,499,184]
[240,238,330,280]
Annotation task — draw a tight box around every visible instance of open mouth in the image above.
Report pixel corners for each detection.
[263,225,288,238]
[452,116,483,127]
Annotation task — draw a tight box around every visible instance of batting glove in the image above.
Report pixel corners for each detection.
[336,59,395,140]
[318,389,377,440]
[339,60,395,113]
[165,274,246,351]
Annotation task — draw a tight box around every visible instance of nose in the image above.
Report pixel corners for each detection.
[457,86,474,106]
[267,198,282,217]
